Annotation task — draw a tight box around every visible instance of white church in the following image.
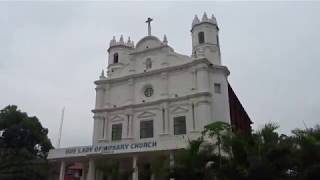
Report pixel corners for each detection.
[48,12,251,180]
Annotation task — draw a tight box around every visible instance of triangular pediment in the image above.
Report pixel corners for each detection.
[137,111,156,119]
[110,115,124,122]
[171,106,189,114]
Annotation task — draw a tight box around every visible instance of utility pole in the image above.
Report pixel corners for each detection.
[57,107,65,148]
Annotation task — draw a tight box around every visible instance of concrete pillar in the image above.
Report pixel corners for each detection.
[127,110,133,138]
[132,155,139,180]
[59,160,66,180]
[86,159,95,180]
[161,103,169,134]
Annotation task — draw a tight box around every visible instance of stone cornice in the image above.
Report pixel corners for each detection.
[129,44,173,55]
[191,21,219,32]
[107,44,134,53]
[92,91,212,113]
[95,58,229,85]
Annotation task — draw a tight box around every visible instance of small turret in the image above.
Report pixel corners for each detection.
[191,12,221,65]
[108,35,134,50]
[107,35,134,71]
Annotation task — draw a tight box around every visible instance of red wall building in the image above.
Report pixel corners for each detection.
[228,83,252,134]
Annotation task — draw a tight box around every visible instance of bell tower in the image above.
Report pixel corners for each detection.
[191,12,221,65]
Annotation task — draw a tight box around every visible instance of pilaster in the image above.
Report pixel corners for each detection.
[95,85,105,109]
[160,72,169,97]
[127,78,135,104]
[104,84,111,108]
[195,63,209,93]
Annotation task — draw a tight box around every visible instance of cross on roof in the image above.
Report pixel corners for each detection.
[145,17,153,36]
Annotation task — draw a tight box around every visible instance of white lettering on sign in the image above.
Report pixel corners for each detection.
[65,141,157,155]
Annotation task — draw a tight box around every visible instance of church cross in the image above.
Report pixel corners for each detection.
[145,17,153,36]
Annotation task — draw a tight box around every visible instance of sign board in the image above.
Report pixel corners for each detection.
[48,138,188,159]
[65,141,157,155]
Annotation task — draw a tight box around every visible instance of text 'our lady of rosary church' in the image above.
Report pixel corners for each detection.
[48,12,252,180]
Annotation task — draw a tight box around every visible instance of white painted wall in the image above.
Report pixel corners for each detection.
[48,12,233,164]
[93,61,230,146]
[92,13,230,147]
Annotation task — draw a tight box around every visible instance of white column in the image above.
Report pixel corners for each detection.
[127,110,133,138]
[59,160,66,180]
[86,159,95,180]
[132,156,139,180]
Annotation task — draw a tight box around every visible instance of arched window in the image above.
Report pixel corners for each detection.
[113,53,119,64]
[198,32,205,44]
[146,58,152,69]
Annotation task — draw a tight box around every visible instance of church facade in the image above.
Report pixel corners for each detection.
[48,13,251,180]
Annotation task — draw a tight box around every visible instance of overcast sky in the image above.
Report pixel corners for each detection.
[1,1,319,148]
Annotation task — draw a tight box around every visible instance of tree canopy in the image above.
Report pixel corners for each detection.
[0,105,53,180]
[173,122,320,180]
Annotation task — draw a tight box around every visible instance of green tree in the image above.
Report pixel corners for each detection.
[292,125,320,180]
[202,121,232,167]
[0,105,53,180]
[172,121,320,180]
